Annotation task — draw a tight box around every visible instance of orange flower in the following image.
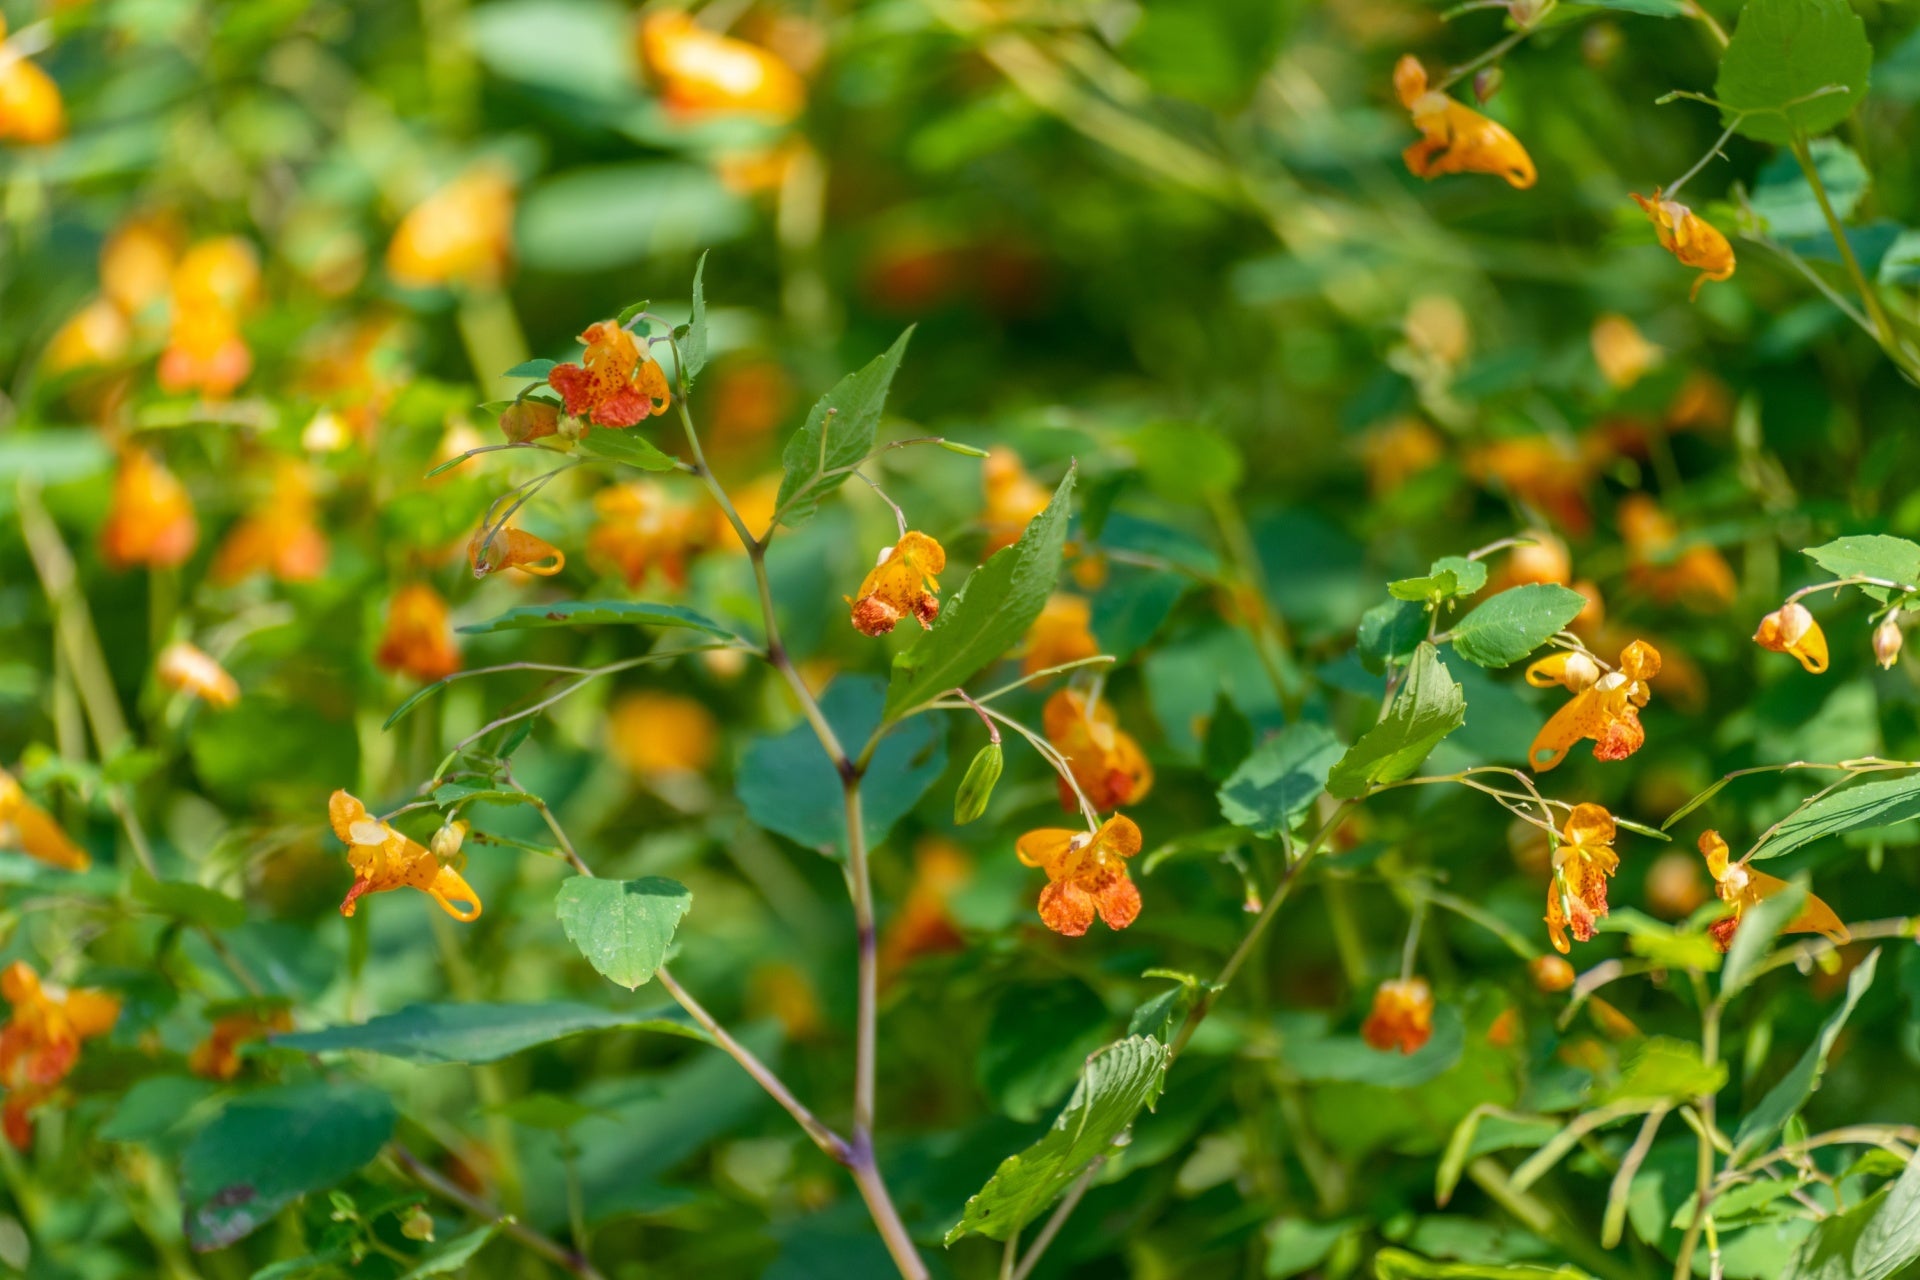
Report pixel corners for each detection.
[982,447,1050,554]
[1023,595,1100,676]
[1530,954,1576,993]
[1590,314,1662,391]
[210,461,329,586]
[588,481,709,588]
[172,236,261,311]
[499,398,560,444]
[156,642,239,708]
[1528,641,1660,772]
[1464,436,1594,536]
[548,321,671,428]
[1361,977,1434,1054]
[879,835,974,979]
[0,768,88,871]
[468,524,565,578]
[101,448,198,570]
[100,216,181,318]
[1699,830,1847,953]
[386,167,516,290]
[1360,418,1446,497]
[157,237,259,397]
[187,1008,292,1081]
[1631,190,1735,301]
[328,790,481,921]
[376,584,461,683]
[1545,803,1618,953]
[638,11,805,121]
[43,299,131,375]
[607,691,717,777]
[0,20,65,145]
[0,961,119,1149]
[1044,689,1154,812]
[1394,55,1535,189]
[1618,494,1735,610]
[1753,601,1828,674]
[848,531,945,636]
[1016,814,1142,937]
[1644,850,1709,919]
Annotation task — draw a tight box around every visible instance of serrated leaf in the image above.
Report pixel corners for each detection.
[1326,644,1465,798]
[1217,723,1344,837]
[1716,0,1874,145]
[775,329,913,527]
[1803,535,1920,603]
[1750,774,1920,861]
[578,428,681,471]
[944,1036,1169,1243]
[883,467,1074,719]
[555,877,694,990]
[682,253,709,387]
[1733,948,1879,1161]
[457,600,736,637]
[1430,555,1490,595]
[1447,584,1588,669]
[273,1001,707,1063]
[1784,1151,1920,1280]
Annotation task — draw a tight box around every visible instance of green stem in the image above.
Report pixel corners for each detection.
[1790,134,1914,378]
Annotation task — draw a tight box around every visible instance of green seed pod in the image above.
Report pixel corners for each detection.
[953,742,1003,825]
[937,439,991,457]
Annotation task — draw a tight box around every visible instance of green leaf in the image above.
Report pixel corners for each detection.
[882,467,1075,719]
[1803,535,1920,603]
[502,358,558,379]
[1751,140,1870,238]
[555,878,694,991]
[578,428,681,471]
[1127,422,1243,503]
[1266,1218,1362,1278]
[775,329,913,527]
[1128,972,1204,1042]
[1326,644,1466,798]
[1716,0,1874,145]
[737,675,948,857]
[457,599,736,637]
[1602,1037,1728,1104]
[1390,570,1459,602]
[614,299,651,327]
[1565,0,1687,14]
[1374,1251,1595,1280]
[1784,1151,1920,1280]
[944,1036,1169,1243]
[1447,585,1588,669]
[128,868,246,929]
[273,1001,707,1063]
[1218,723,1345,837]
[1280,1005,1466,1087]
[1750,774,1920,861]
[0,431,112,484]
[397,1223,505,1279]
[1358,598,1428,675]
[181,1082,397,1250]
[100,1075,222,1142]
[1720,878,1811,997]
[1431,556,1490,596]
[1733,948,1880,1161]
[977,980,1112,1122]
[681,253,709,388]
[516,163,750,273]
[432,783,540,810]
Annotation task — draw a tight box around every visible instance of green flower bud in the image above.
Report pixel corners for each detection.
[953,742,1003,825]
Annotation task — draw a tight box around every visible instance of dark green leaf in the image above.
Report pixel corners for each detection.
[555,877,694,990]
[1733,948,1879,1160]
[1358,598,1429,675]
[502,359,557,379]
[1716,0,1874,144]
[1327,644,1466,798]
[100,1075,222,1142]
[1784,1151,1920,1280]
[1751,140,1869,238]
[457,599,736,637]
[273,1000,706,1063]
[1447,585,1588,669]
[578,428,681,472]
[1280,1005,1466,1087]
[977,980,1111,1122]
[1218,723,1345,837]
[775,329,913,527]
[682,252,709,387]
[1750,774,1920,861]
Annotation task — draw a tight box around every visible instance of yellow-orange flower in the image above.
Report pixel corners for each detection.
[386,167,516,290]
[1753,601,1827,674]
[0,768,88,872]
[548,321,671,429]
[187,1007,292,1081]
[1023,595,1100,676]
[879,835,974,979]
[588,481,709,588]
[1361,418,1446,497]
[500,398,560,444]
[376,584,461,683]
[210,461,329,586]
[638,11,805,121]
[0,961,118,1149]
[1545,803,1618,953]
[1632,190,1735,301]
[328,790,481,921]
[1044,688,1153,812]
[1465,436,1595,537]
[1017,814,1142,937]
[101,448,198,570]
[1394,55,1535,189]
[156,642,239,708]
[848,531,945,636]
[607,691,717,777]
[468,524,565,578]
[0,20,64,145]
[1361,977,1434,1054]
[100,216,181,318]
[1590,314,1662,391]
[1618,494,1735,610]
[1530,954,1576,993]
[1699,830,1847,953]
[982,447,1050,554]
[1528,640,1661,772]
[43,299,131,376]
[157,237,259,398]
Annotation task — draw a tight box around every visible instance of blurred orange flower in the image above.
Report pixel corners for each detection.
[211,461,329,585]
[1023,595,1100,676]
[1044,688,1153,812]
[500,398,561,444]
[1545,803,1618,953]
[1361,418,1446,497]
[157,237,259,397]
[848,531,945,636]
[0,961,119,1149]
[639,11,805,121]
[982,448,1049,554]
[468,524,565,578]
[1528,640,1660,772]
[1530,954,1576,993]
[329,790,481,921]
[101,448,198,570]
[1632,190,1735,301]
[1590,314,1662,390]
[188,1008,292,1081]
[156,642,239,708]
[1394,55,1535,189]
[1753,601,1827,674]
[0,768,88,871]
[386,167,516,290]
[42,299,131,376]
[1699,830,1847,953]
[879,835,974,979]
[1618,494,1735,610]
[1361,977,1434,1053]
[549,321,671,428]
[1465,436,1594,536]
[376,584,461,683]
[0,19,64,145]
[1017,814,1142,937]
[607,691,718,777]
[588,481,709,588]
[100,216,181,318]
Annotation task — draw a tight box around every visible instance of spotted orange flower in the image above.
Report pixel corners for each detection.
[1699,830,1847,953]
[879,835,974,979]
[0,768,88,872]
[0,19,65,145]
[328,790,481,921]
[848,531,945,636]
[376,584,461,683]
[548,321,671,428]
[1590,314,1662,391]
[1529,641,1660,772]
[982,447,1050,555]
[1545,803,1618,953]
[156,642,239,709]
[468,524,565,578]
[1618,494,1735,610]
[1753,601,1827,674]
[638,11,805,121]
[1017,814,1142,937]
[1361,978,1435,1054]
[1023,595,1100,676]
[588,481,709,588]
[607,691,717,778]
[387,167,516,290]
[1044,689,1153,812]
[0,961,119,1149]
[210,461,329,586]
[101,448,198,570]
[1394,55,1535,189]
[188,1007,292,1081]
[1631,190,1735,301]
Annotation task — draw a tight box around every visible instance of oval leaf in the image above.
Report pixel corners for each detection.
[1716,0,1873,145]
[1448,584,1588,669]
[556,876,694,990]
[457,600,737,637]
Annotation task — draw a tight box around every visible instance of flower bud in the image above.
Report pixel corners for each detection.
[501,398,560,443]
[400,1205,436,1242]
[1875,615,1904,670]
[1529,954,1575,993]
[430,820,468,868]
[1473,66,1503,104]
[953,742,1003,825]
